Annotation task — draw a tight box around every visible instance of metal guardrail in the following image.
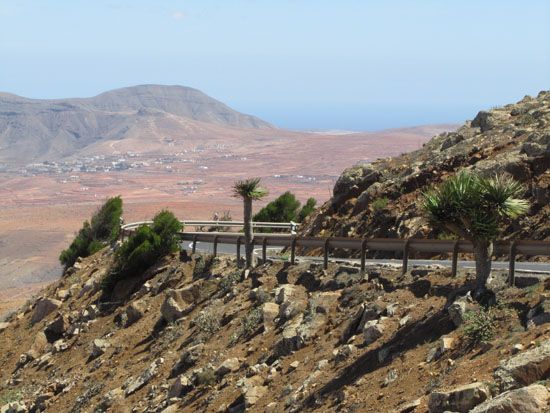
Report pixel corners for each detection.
[120,222,550,287]
[121,220,299,232]
[178,232,550,286]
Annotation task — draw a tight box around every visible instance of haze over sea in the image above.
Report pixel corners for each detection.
[1,0,549,131]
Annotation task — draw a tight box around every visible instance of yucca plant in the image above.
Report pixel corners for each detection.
[233,178,268,268]
[423,171,529,298]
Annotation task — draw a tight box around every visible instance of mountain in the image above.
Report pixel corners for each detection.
[0,85,273,164]
[300,91,550,246]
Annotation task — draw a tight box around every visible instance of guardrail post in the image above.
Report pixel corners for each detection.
[236,237,242,269]
[290,236,297,265]
[324,238,330,270]
[213,235,219,257]
[451,240,460,277]
[192,235,198,254]
[402,238,410,275]
[360,239,368,275]
[508,240,518,287]
[262,238,268,264]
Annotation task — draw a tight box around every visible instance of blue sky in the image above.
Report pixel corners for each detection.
[1,0,549,130]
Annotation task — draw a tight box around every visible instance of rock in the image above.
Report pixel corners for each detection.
[168,375,192,398]
[56,289,70,301]
[44,314,67,342]
[378,347,391,363]
[262,302,280,332]
[90,338,109,359]
[79,275,100,298]
[171,344,204,377]
[275,284,308,320]
[363,320,384,345]
[160,296,186,323]
[82,304,100,321]
[276,314,306,355]
[382,369,398,387]
[125,358,163,396]
[216,358,240,377]
[397,398,421,413]
[471,110,499,132]
[265,402,278,413]
[439,336,455,353]
[53,339,68,353]
[334,344,356,362]
[31,298,62,324]
[0,402,28,413]
[288,360,300,371]
[526,297,550,327]
[469,383,548,413]
[428,382,491,413]
[448,294,472,327]
[332,165,381,204]
[124,301,145,327]
[494,339,550,391]
[0,322,11,333]
[399,315,411,327]
[244,385,268,407]
[511,343,524,355]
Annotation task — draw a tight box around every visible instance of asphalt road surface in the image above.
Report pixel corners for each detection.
[185,242,550,274]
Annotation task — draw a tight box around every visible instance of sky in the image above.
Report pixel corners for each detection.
[0,0,549,131]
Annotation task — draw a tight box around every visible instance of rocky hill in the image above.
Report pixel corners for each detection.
[299,91,549,249]
[0,85,272,164]
[0,248,548,412]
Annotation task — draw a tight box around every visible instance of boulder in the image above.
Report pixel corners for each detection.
[261,302,280,332]
[44,315,67,343]
[363,320,384,345]
[125,358,163,396]
[90,339,109,359]
[494,339,550,391]
[161,297,186,324]
[167,375,192,398]
[0,402,28,413]
[216,358,240,377]
[470,383,548,413]
[124,301,145,327]
[428,382,491,413]
[526,297,550,327]
[0,322,11,333]
[275,284,308,320]
[448,294,472,327]
[332,165,381,204]
[31,298,62,324]
[244,385,268,407]
[171,344,204,377]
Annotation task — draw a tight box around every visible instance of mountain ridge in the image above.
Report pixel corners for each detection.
[0,85,273,164]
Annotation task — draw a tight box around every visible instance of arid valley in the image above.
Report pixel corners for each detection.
[0,108,452,316]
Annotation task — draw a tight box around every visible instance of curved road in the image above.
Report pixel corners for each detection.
[185,242,550,274]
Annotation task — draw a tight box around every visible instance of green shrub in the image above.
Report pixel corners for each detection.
[102,209,181,292]
[463,308,497,344]
[193,309,220,339]
[253,192,317,232]
[60,196,123,268]
[218,271,241,293]
[298,197,317,222]
[371,197,389,212]
[240,307,263,337]
[195,368,216,386]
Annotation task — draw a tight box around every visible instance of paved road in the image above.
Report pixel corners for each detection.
[184,242,550,274]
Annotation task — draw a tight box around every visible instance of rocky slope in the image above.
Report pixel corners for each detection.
[300,91,550,250]
[0,248,548,412]
[0,85,272,164]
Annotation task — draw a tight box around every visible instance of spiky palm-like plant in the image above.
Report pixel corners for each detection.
[233,178,268,268]
[423,171,529,297]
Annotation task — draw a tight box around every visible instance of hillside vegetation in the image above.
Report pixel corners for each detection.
[300,91,549,247]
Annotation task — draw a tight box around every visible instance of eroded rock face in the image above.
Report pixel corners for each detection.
[428,382,491,413]
[470,383,549,413]
[494,339,550,391]
[332,165,381,205]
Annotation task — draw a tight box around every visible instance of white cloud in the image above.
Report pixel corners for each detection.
[172,10,185,20]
